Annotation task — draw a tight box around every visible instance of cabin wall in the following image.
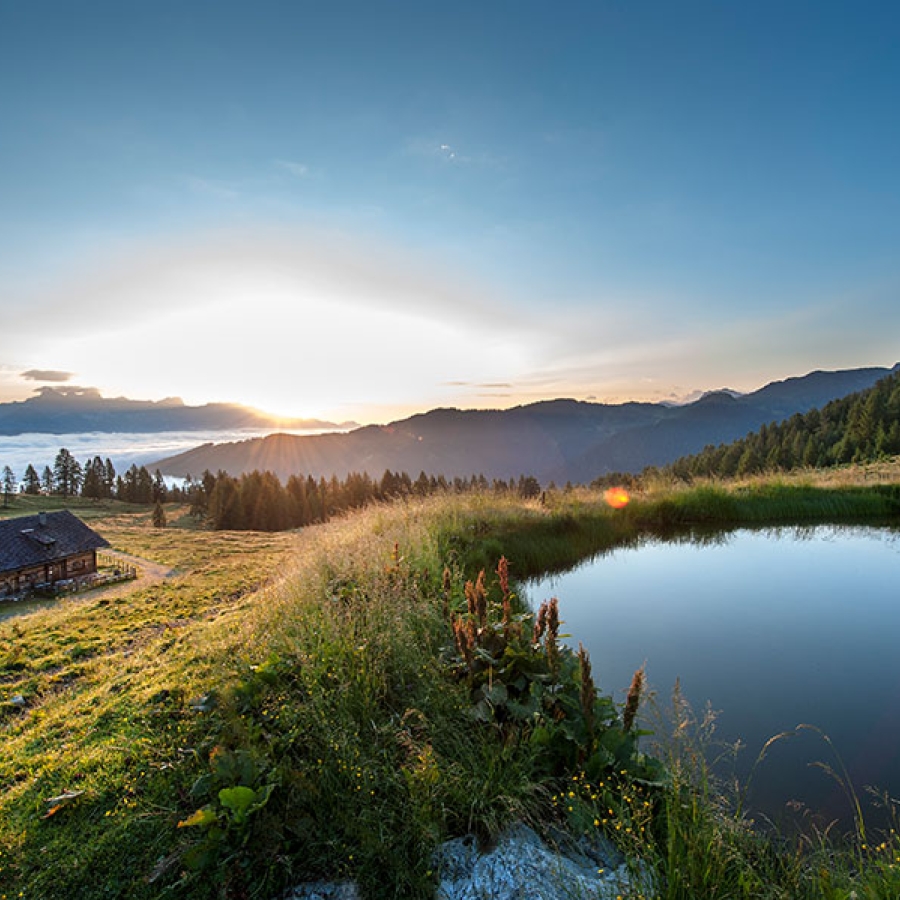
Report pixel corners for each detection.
[0,551,98,595]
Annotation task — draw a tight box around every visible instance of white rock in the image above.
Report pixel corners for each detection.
[283,882,360,900]
[435,823,642,900]
[282,823,652,900]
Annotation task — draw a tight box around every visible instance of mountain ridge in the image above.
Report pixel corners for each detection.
[151,363,899,484]
[0,386,355,435]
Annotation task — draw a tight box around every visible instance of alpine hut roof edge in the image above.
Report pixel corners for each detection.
[0,510,110,576]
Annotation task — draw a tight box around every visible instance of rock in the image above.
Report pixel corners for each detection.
[281,824,652,900]
[283,883,360,900]
[434,823,646,900]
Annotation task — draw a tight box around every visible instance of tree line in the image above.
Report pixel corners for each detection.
[193,469,542,531]
[1,447,544,531]
[1,450,172,507]
[658,369,900,481]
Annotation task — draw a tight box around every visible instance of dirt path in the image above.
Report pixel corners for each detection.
[95,549,177,600]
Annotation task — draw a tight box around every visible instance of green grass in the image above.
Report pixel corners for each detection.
[632,480,900,527]
[2,484,900,898]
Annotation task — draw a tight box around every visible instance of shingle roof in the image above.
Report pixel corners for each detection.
[0,510,110,575]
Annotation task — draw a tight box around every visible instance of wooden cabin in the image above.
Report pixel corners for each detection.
[0,510,110,596]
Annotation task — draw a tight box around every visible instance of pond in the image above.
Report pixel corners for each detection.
[526,524,900,832]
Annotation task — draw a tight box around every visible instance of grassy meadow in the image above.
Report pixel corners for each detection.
[2,465,900,899]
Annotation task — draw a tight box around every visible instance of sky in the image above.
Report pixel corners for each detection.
[1,1,899,425]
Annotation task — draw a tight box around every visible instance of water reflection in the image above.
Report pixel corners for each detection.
[526,524,900,832]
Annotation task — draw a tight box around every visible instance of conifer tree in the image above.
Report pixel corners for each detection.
[2,465,16,506]
[152,500,167,528]
[82,456,108,499]
[53,448,82,498]
[23,464,41,495]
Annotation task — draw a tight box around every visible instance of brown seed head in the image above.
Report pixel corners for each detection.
[578,642,595,717]
[464,580,476,617]
[533,602,548,644]
[497,556,509,598]
[474,569,487,627]
[623,666,645,733]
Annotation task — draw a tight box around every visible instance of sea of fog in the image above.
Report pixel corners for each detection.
[0,428,338,480]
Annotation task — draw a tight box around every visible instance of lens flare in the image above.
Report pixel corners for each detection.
[604,487,630,509]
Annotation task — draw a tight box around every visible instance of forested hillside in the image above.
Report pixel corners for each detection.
[154,365,898,483]
[662,370,900,480]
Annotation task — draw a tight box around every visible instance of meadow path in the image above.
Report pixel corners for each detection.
[95,549,176,600]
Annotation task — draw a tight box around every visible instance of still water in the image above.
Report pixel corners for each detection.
[527,525,900,830]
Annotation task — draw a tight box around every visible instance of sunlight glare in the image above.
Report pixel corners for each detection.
[604,487,630,509]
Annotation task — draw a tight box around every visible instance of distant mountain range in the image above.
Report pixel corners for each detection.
[0,386,354,435]
[152,364,900,484]
[661,366,900,478]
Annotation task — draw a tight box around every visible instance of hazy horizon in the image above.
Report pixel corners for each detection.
[3,2,899,424]
[3,358,898,431]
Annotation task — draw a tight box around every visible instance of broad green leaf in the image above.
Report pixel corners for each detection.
[481,682,508,706]
[218,785,258,824]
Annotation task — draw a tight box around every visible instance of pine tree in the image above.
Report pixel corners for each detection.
[104,459,117,497]
[23,464,41,495]
[53,448,83,498]
[209,475,243,529]
[2,465,16,506]
[82,456,107,499]
[152,470,168,504]
[152,500,167,528]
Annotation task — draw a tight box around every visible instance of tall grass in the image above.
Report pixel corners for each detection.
[2,483,900,898]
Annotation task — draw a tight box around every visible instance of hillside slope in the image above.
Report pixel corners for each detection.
[661,367,900,478]
[153,364,898,483]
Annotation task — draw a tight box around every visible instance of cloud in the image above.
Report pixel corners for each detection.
[21,369,73,383]
[185,176,239,200]
[405,137,504,168]
[0,226,543,417]
[441,381,513,389]
[275,159,310,178]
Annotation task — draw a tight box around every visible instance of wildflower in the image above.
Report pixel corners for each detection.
[464,580,477,617]
[623,666,645,733]
[497,556,512,629]
[474,569,487,627]
[533,602,548,644]
[534,597,560,670]
[497,556,509,598]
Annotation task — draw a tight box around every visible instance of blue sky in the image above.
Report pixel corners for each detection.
[1,1,898,423]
